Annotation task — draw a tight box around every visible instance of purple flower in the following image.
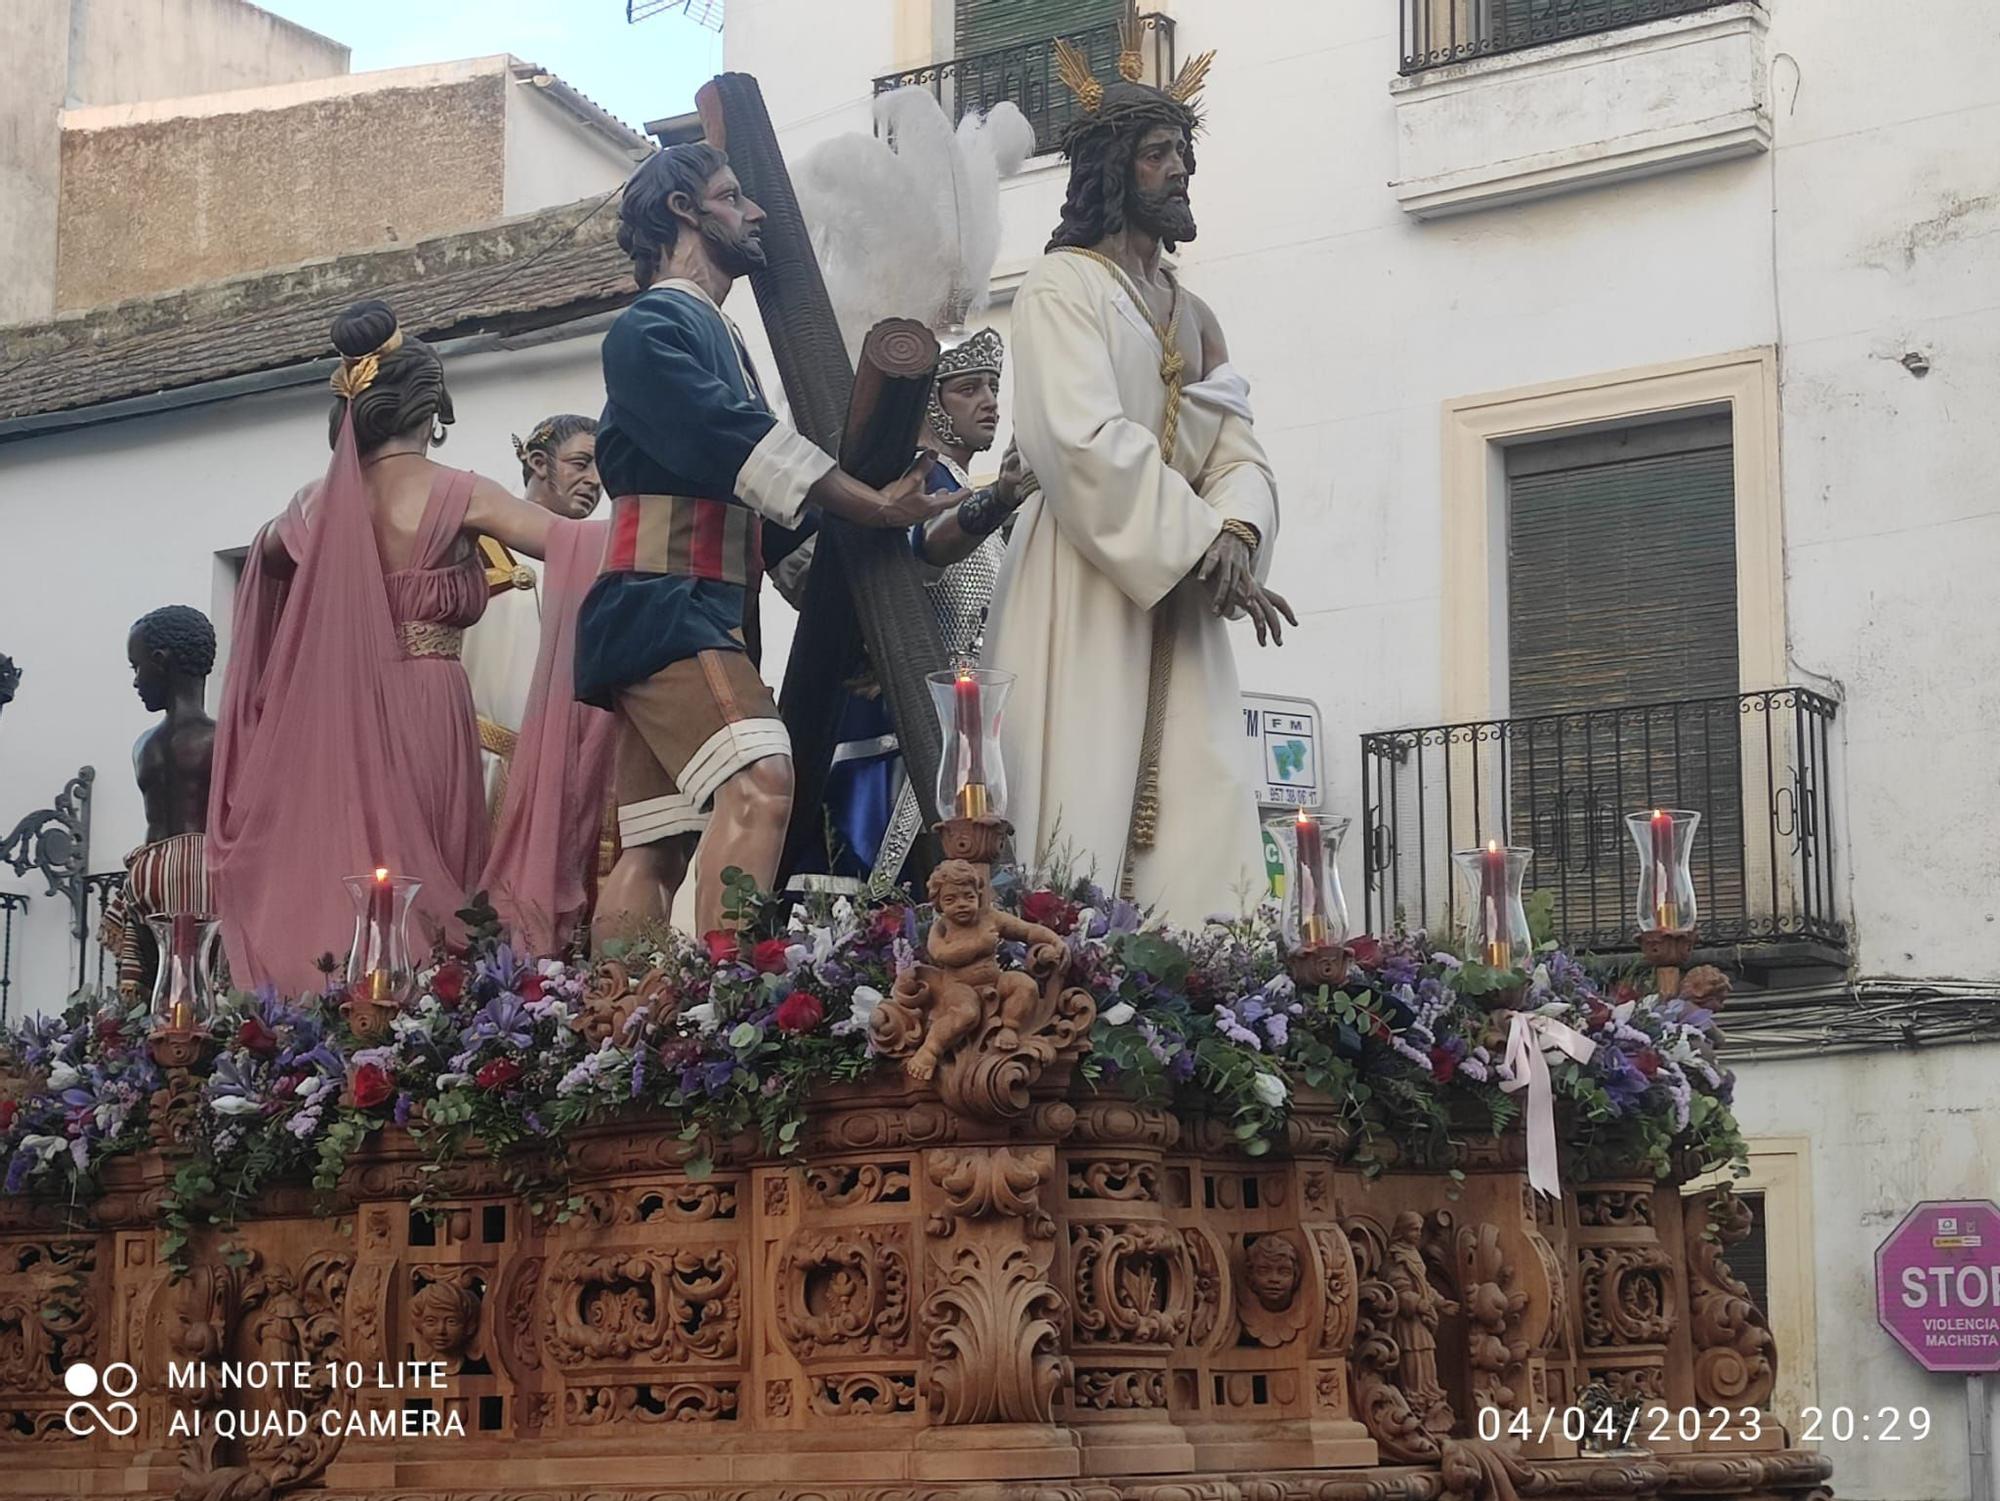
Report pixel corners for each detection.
[630,1048,646,1099]
[5,1152,30,1195]
[393,1092,413,1126]
[468,993,533,1051]
[1169,1051,1197,1083]
[698,1060,737,1096]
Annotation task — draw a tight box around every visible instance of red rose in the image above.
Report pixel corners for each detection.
[236,1016,279,1057]
[96,1014,125,1047]
[1635,1049,1662,1079]
[751,938,793,975]
[431,962,467,1006]
[1347,935,1384,971]
[703,930,741,965]
[1613,980,1641,1004]
[349,1062,394,1110]
[1021,890,1075,934]
[1586,1001,1613,1032]
[868,906,908,944]
[774,992,825,1034]
[0,1099,17,1132]
[476,1057,523,1092]
[1368,1018,1392,1043]
[1429,1046,1458,1084]
[518,972,545,1003]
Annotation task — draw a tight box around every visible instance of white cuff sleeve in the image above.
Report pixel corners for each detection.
[736,421,835,529]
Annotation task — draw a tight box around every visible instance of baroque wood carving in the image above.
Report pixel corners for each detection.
[1684,1190,1778,1408]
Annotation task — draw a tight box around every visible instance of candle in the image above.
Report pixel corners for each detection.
[1296,812,1328,946]
[1649,810,1677,930]
[366,868,394,1002]
[167,915,198,1031]
[1480,840,1510,970]
[953,672,988,817]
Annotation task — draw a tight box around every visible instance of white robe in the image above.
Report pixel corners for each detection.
[984,251,1278,922]
[463,562,543,808]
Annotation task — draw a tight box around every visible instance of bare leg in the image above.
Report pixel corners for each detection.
[592,835,695,952]
[694,754,794,935]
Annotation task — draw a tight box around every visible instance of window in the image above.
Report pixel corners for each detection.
[955,0,1122,56]
[1503,414,1745,940]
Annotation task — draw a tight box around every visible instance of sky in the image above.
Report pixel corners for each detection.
[256,0,723,133]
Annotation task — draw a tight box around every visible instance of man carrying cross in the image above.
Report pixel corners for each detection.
[983,30,1294,921]
[577,144,946,941]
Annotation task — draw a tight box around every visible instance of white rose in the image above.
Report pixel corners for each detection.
[1531,963,1553,992]
[21,1134,66,1162]
[45,1062,81,1091]
[1101,1001,1136,1026]
[848,986,883,1029]
[210,1095,261,1116]
[683,1002,719,1035]
[1251,1072,1290,1109]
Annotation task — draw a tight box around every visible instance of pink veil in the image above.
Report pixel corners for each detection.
[208,414,474,994]
[479,517,616,954]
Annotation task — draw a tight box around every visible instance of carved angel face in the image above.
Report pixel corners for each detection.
[410,1281,477,1356]
[1246,1235,1301,1311]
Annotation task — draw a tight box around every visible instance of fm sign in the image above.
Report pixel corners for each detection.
[1875,1200,2000,1373]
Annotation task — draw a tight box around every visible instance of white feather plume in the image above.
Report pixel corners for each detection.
[795,88,1035,358]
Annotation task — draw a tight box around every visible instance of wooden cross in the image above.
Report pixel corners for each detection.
[695,74,948,885]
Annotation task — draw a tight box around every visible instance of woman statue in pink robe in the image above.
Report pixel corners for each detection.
[209,300,568,995]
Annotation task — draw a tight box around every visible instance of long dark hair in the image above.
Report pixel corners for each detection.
[618,143,730,289]
[325,299,454,450]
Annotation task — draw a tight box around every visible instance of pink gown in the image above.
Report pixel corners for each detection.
[209,418,490,995]
[479,518,617,956]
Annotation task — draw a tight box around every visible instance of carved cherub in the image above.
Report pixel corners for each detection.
[884,860,1063,1081]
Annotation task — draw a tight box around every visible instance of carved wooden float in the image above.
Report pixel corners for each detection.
[0,1070,1827,1501]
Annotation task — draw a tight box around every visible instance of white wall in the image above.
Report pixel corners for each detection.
[502,82,646,219]
[1733,1044,2000,1501]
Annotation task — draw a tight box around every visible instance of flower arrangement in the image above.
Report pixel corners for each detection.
[0,874,1744,1271]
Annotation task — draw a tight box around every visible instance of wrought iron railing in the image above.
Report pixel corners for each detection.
[0,892,24,1025]
[1361,688,1843,956]
[873,13,1176,157]
[1399,0,1744,76]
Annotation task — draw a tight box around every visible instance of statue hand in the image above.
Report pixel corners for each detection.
[1241,583,1297,648]
[993,443,1029,512]
[859,451,959,529]
[1197,532,1255,617]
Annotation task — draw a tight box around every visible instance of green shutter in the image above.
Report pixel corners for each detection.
[955,0,1123,56]
[1503,415,1742,939]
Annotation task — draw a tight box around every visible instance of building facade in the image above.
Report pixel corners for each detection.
[0,2,1994,1494]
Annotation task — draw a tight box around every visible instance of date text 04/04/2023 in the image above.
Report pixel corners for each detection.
[1477,1405,1935,1446]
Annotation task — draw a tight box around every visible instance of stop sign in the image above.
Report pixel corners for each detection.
[1875,1200,2000,1373]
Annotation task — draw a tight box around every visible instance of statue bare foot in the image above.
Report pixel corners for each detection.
[992,1027,1020,1052]
[905,1053,937,1081]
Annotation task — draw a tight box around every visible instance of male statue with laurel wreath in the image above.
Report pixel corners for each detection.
[982,17,1294,920]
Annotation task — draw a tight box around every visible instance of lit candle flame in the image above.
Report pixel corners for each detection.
[374,866,390,883]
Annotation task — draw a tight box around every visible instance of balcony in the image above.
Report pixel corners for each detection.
[1399,0,1746,75]
[873,13,1176,159]
[1361,689,1845,977]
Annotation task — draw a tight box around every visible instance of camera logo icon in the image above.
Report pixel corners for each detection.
[62,1361,140,1437]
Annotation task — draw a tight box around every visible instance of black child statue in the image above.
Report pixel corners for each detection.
[103,606,220,999]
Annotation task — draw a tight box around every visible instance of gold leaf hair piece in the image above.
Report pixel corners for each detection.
[1052,35,1103,115]
[329,327,404,400]
[1168,49,1215,106]
[1117,6,1146,82]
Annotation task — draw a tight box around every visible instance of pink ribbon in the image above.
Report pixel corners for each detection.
[1500,1010,1597,1198]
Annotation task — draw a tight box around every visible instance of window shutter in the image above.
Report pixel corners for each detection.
[1506,414,1736,716]
[955,0,1123,55]
[1503,415,1742,943]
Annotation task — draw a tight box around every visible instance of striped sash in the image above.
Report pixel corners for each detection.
[605,494,763,586]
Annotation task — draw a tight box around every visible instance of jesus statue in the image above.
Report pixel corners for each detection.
[982,27,1294,920]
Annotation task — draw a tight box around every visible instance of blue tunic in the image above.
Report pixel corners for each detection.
[576,283,788,707]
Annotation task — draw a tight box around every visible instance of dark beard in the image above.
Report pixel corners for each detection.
[700,213,766,275]
[1128,182,1196,245]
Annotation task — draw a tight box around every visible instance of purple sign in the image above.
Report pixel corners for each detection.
[1875,1199,2000,1373]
